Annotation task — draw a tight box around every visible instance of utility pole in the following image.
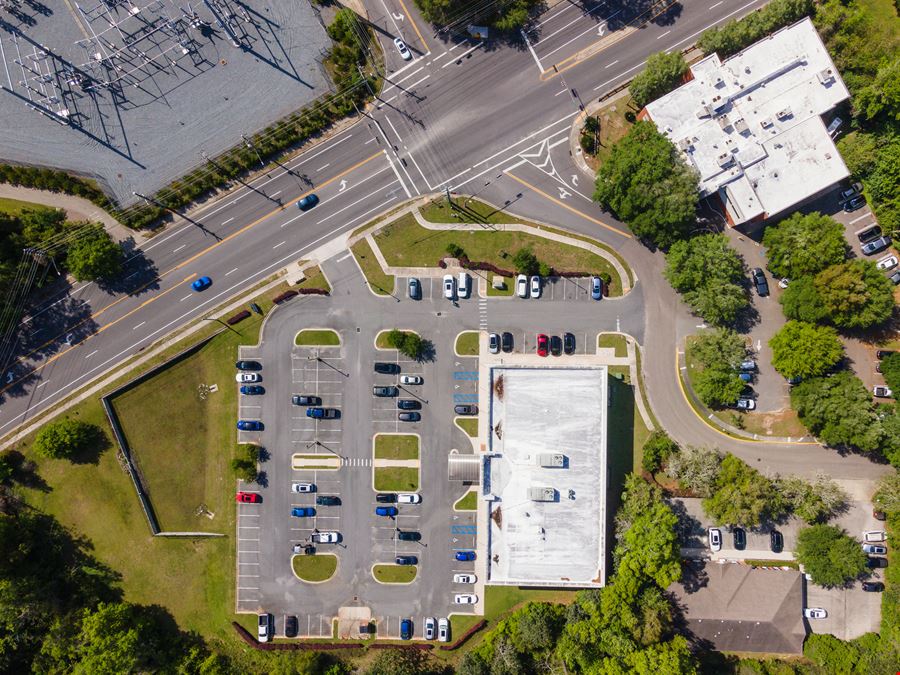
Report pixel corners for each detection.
[241,134,265,169]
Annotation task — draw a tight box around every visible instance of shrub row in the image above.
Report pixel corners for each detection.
[438,619,487,651]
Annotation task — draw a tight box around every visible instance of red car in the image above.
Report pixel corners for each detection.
[536,333,549,357]
[236,491,261,503]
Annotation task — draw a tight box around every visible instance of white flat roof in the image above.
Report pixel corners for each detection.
[644,18,849,225]
[485,367,607,587]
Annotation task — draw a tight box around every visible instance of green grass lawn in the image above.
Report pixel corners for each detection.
[375,329,417,349]
[296,265,331,292]
[0,196,55,216]
[350,239,393,295]
[295,329,340,346]
[455,331,479,356]
[292,554,338,582]
[449,613,483,638]
[373,434,419,460]
[420,198,526,225]
[455,418,478,437]
[583,96,639,169]
[454,490,477,511]
[484,586,577,623]
[597,333,628,357]
[373,564,417,583]
[374,467,418,491]
[375,213,623,296]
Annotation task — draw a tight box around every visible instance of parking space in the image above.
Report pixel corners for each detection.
[235,507,262,612]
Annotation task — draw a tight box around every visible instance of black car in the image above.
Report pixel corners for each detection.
[375,493,397,503]
[862,581,885,592]
[844,195,866,212]
[316,495,341,506]
[501,332,513,353]
[866,556,888,569]
[374,362,400,375]
[732,527,746,551]
[549,335,563,356]
[396,530,421,541]
[235,360,262,371]
[397,399,421,410]
[770,530,784,553]
[455,404,478,415]
[373,386,399,397]
[292,395,321,406]
[563,332,576,355]
[284,615,299,638]
[396,556,418,566]
[876,350,895,360]
[751,268,769,296]
[240,385,265,396]
[399,412,421,422]
[857,224,882,243]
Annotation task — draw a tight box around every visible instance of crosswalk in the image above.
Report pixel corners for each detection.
[478,298,488,330]
[342,457,372,467]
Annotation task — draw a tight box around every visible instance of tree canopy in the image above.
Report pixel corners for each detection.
[65,225,123,282]
[776,473,849,524]
[769,321,843,379]
[687,329,748,407]
[814,260,895,329]
[641,430,679,474]
[664,445,722,498]
[795,524,867,587]
[629,51,688,108]
[32,419,102,461]
[780,275,829,323]
[593,121,699,248]
[412,0,540,30]
[702,453,785,527]
[879,352,900,394]
[761,212,847,279]
[872,472,900,516]
[698,0,815,57]
[665,234,749,326]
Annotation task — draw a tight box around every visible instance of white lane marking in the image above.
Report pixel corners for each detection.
[336,252,352,262]
[85,350,98,359]
[538,7,623,60]
[315,182,400,225]
[473,111,577,168]
[849,213,872,225]
[270,191,282,198]
[521,28,544,73]
[376,94,398,109]
[710,1,723,8]
[404,74,431,91]
[535,8,597,45]
[365,137,377,144]
[133,321,145,330]
[273,241,286,249]
[534,1,578,28]
[383,150,412,198]
[384,114,404,144]
[180,294,193,302]
[316,164,330,172]
[406,150,432,192]
[593,61,645,90]
[36,380,49,388]
[221,217,234,225]
[555,88,567,96]
[225,268,238,276]
[341,196,399,228]
[605,59,619,68]
[381,65,426,96]
[173,244,186,253]
[442,42,481,67]
[657,30,671,39]
[666,0,768,53]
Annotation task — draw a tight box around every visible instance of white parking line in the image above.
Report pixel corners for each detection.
[849,212,872,225]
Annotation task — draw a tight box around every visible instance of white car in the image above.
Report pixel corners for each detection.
[862,543,887,554]
[311,531,340,543]
[873,385,893,398]
[708,527,722,552]
[400,375,423,385]
[454,593,478,604]
[424,617,436,640]
[515,274,528,298]
[530,275,541,298]
[453,573,476,584]
[443,274,455,300]
[876,255,898,270]
[292,482,315,493]
[778,278,790,289]
[257,613,272,642]
[488,332,500,354]
[236,372,260,383]
[804,608,827,619]
[458,271,470,299]
[394,37,412,61]
[438,617,449,642]
[398,493,421,504]
[863,530,887,543]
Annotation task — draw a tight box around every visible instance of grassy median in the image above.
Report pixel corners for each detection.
[295,329,340,346]
[292,554,338,582]
[350,238,394,295]
[455,331,479,356]
[374,467,418,492]
[454,490,477,511]
[374,434,419,460]
[455,418,478,437]
[373,564,417,583]
[597,333,628,357]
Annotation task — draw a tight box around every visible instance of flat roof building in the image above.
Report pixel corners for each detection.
[643,18,850,226]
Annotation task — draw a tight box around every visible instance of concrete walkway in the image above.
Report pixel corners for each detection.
[372,458,420,468]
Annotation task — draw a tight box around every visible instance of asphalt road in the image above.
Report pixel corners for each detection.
[1,0,891,483]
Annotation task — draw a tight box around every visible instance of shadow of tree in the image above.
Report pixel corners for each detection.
[3,450,50,492]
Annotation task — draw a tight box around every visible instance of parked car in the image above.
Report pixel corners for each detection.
[400,374,423,385]
[235,360,262,370]
[394,36,412,60]
[240,385,264,395]
[398,412,421,422]
[889,270,900,285]
[455,550,476,561]
[549,335,562,356]
[292,394,321,406]
[398,493,421,504]
[751,267,769,296]
[738,372,753,383]
[839,184,861,201]
[374,362,400,375]
[530,275,541,298]
[291,507,315,517]
[458,272,470,299]
[400,618,412,640]
[397,530,421,541]
[804,608,827,619]
[424,617,436,641]
[733,527,746,551]
[770,530,784,553]
[236,491,261,503]
[397,399,421,410]
[284,615,299,638]
[863,530,887,542]
[873,385,893,398]
[862,235,892,256]
[501,331,513,353]
[536,333,549,357]
[312,531,340,543]
[375,506,398,517]
[856,224,882,243]
[866,556,889,569]
[862,581,885,592]
[877,350,895,360]
[316,495,340,506]
[306,407,338,418]
[862,544,887,554]
[563,332,575,355]
[874,509,887,521]
[237,420,262,431]
[876,255,898,270]
[297,193,319,210]
[375,493,397,503]
[443,274,455,299]
[843,195,866,212]
[778,277,790,289]
[455,404,478,415]
[191,276,212,292]
[708,527,722,552]
[236,372,260,383]
[735,397,756,411]
[438,618,449,642]
[291,482,315,493]
[489,333,500,354]
[516,274,528,298]
[591,276,603,300]
[258,613,272,642]
[454,594,478,604]
[740,360,756,372]
[454,573,476,584]
[373,385,399,397]
[396,555,417,565]
[408,277,420,299]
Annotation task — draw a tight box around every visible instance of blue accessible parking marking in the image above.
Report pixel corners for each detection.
[453,371,479,380]
[451,525,477,535]
[453,393,478,402]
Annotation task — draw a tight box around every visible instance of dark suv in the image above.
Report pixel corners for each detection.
[549,335,563,356]
[751,268,769,296]
[563,332,575,355]
[292,395,321,406]
[375,493,397,503]
[373,386,399,397]
[770,530,784,553]
[397,399,421,410]
[316,495,341,506]
[501,332,513,353]
[374,362,400,375]
[732,527,746,551]
[455,404,478,415]
[396,530,421,541]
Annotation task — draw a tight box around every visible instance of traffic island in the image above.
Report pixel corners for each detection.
[455,331,479,356]
[373,467,419,492]
[374,434,420,460]
[292,553,338,583]
[454,490,477,511]
[295,329,341,346]
[372,564,418,584]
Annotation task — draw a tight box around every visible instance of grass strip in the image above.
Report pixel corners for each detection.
[350,239,393,296]
[295,329,340,346]
[455,331,479,356]
[374,434,419,460]
[597,333,627,357]
[373,564,417,583]
[455,418,478,437]
[454,490,477,511]
[374,467,418,492]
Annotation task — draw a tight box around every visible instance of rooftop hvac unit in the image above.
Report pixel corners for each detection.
[717,153,733,168]
[717,114,731,129]
[537,453,565,468]
[677,138,694,152]
[760,117,774,129]
[734,117,749,133]
[696,105,712,119]
[528,487,556,502]
[775,107,793,120]
[714,75,725,87]
[816,68,835,84]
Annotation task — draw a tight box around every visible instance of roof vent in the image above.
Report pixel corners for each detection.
[775,107,793,120]
[816,68,835,84]
[717,153,733,168]
[760,117,774,129]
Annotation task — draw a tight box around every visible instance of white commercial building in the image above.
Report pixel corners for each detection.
[643,18,850,226]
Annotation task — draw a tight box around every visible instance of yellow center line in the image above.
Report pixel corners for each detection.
[504,171,631,239]
[395,0,429,54]
[6,151,383,383]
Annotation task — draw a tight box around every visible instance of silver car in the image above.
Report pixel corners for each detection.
[424,617,436,640]
[515,274,528,298]
[438,617,449,642]
[489,333,500,354]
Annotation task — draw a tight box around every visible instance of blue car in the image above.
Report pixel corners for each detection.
[237,420,263,431]
[400,618,412,640]
[738,373,752,383]
[306,407,338,419]
[240,385,265,395]
[591,276,603,300]
[191,276,212,291]
[297,193,319,211]
[455,550,476,561]
[291,507,315,518]
[375,506,398,517]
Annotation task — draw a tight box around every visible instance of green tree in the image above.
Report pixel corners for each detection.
[795,525,867,587]
[594,121,699,248]
[872,472,900,516]
[814,260,895,329]
[230,457,257,483]
[762,212,847,279]
[780,275,829,323]
[864,136,900,232]
[777,473,848,524]
[365,648,436,675]
[386,329,426,360]
[629,52,688,108]
[624,635,698,675]
[702,453,784,527]
[694,366,747,408]
[690,328,747,368]
[65,225,123,282]
[512,602,565,652]
[665,235,748,326]
[879,353,900,394]
[32,419,101,461]
[856,58,900,124]
[0,453,12,484]
[698,0,815,57]
[665,446,722,497]
[791,372,884,452]
[803,634,862,674]
[512,247,540,276]
[769,321,843,380]
[641,430,679,474]
[837,131,879,177]
[413,0,540,30]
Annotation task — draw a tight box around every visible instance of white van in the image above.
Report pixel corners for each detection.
[457,271,470,299]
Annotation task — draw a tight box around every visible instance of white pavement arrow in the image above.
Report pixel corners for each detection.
[756,339,761,352]
[598,23,606,36]
[392,12,404,21]
[571,174,579,186]
[558,187,572,200]
[338,179,348,192]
